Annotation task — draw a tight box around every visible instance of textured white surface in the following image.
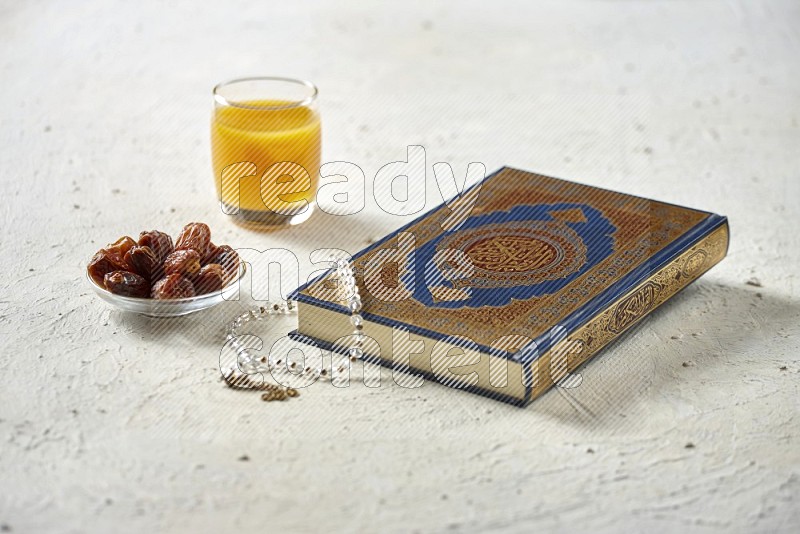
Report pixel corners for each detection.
[1,1,799,532]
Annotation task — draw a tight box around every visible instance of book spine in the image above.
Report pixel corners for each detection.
[527,220,730,403]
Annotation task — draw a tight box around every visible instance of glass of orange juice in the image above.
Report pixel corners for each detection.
[211,77,321,229]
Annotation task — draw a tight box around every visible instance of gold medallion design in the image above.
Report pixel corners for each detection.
[465,235,559,273]
[438,221,587,288]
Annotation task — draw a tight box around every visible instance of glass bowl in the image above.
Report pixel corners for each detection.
[87,263,247,317]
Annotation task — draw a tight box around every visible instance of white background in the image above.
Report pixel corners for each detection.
[1,0,798,532]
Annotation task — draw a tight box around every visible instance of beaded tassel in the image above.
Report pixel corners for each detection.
[223,257,365,400]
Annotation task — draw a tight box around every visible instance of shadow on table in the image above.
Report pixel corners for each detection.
[115,298,248,343]
[527,280,800,431]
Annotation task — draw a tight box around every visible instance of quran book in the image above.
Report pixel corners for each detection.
[292,167,729,405]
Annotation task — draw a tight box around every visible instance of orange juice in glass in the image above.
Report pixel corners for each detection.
[212,77,320,229]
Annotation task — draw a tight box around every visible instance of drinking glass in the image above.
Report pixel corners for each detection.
[211,77,320,229]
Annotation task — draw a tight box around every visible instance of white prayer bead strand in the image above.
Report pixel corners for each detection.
[223,258,366,398]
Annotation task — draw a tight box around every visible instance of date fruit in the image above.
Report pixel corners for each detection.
[175,222,211,258]
[88,249,128,285]
[104,271,150,298]
[151,273,196,299]
[90,222,240,301]
[108,236,137,257]
[193,263,225,294]
[138,230,174,263]
[208,244,241,282]
[125,245,160,281]
[202,242,218,264]
[164,249,202,276]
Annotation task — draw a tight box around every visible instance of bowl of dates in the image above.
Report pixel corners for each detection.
[87,222,245,317]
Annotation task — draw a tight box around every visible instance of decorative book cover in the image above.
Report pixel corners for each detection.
[292,167,729,405]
